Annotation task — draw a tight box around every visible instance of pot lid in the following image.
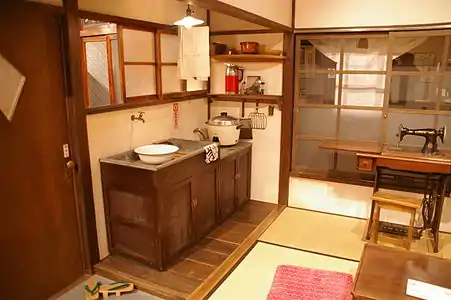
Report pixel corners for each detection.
[207,112,240,126]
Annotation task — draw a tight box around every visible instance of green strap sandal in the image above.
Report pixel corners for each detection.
[84,279,100,300]
[99,282,134,297]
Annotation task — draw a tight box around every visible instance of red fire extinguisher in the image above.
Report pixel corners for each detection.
[225,64,244,94]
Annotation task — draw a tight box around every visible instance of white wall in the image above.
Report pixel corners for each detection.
[295,0,451,29]
[290,177,451,233]
[219,0,292,28]
[88,99,208,259]
[210,33,283,204]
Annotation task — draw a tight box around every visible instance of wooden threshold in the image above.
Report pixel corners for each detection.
[94,200,281,300]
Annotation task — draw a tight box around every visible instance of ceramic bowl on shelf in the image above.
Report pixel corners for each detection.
[240,42,259,54]
[134,144,179,164]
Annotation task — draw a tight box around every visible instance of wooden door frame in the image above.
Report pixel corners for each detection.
[61,0,100,273]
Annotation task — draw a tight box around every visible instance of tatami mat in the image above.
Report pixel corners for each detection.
[209,242,358,300]
[259,207,451,261]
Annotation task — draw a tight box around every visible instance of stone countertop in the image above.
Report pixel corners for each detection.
[100,138,252,171]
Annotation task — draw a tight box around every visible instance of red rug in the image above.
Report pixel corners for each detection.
[267,265,354,300]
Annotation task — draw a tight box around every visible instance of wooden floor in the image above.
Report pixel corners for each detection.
[95,200,277,300]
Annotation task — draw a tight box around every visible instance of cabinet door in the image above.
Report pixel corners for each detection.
[162,178,193,266]
[236,149,251,207]
[192,164,218,240]
[219,155,237,222]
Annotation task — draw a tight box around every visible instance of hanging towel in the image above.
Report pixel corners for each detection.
[177,26,210,81]
[203,143,219,164]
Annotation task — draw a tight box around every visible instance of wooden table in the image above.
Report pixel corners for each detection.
[357,146,451,253]
[353,244,451,300]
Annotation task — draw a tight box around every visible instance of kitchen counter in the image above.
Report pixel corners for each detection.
[100,138,252,171]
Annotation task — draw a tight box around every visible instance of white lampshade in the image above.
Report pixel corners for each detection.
[174,4,204,29]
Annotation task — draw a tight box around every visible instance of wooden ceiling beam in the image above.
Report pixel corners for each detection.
[192,0,292,32]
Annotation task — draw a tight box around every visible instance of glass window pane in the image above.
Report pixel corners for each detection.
[438,115,451,149]
[299,40,339,72]
[298,108,337,137]
[341,74,385,107]
[295,140,334,171]
[342,37,388,71]
[299,74,338,105]
[125,65,156,97]
[386,113,435,146]
[439,76,451,111]
[123,29,155,62]
[161,34,179,63]
[391,36,445,72]
[389,75,437,110]
[85,41,110,107]
[339,109,381,141]
[110,39,123,104]
[162,66,182,93]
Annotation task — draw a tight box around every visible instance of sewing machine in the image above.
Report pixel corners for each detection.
[397,124,446,154]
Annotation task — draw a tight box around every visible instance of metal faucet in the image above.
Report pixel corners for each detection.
[193,128,207,141]
[131,112,145,123]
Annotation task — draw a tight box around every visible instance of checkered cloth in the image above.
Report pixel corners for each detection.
[204,143,219,164]
[267,265,354,300]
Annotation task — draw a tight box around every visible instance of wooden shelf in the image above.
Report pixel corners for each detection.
[211,54,286,63]
[208,94,283,109]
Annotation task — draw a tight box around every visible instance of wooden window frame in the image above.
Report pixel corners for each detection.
[81,35,117,108]
[292,30,451,184]
[81,17,207,114]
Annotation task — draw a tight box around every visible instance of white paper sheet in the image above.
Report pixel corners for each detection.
[0,53,25,121]
[406,279,451,300]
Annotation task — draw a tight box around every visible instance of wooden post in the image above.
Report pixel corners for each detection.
[62,0,100,272]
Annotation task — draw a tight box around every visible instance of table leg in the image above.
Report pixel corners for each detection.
[366,167,380,240]
[432,175,449,253]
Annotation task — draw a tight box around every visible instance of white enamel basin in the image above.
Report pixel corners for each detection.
[134,144,179,164]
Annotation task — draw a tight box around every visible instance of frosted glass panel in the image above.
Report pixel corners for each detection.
[162,66,182,93]
[161,34,179,63]
[299,74,338,104]
[341,74,385,107]
[438,115,451,149]
[295,140,334,171]
[298,108,337,137]
[125,65,156,97]
[339,109,381,141]
[86,41,110,107]
[390,75,437,110]
[123,29,155,62]
[386,113,435,146]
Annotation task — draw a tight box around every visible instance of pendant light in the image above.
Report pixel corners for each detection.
[174,4,204,29]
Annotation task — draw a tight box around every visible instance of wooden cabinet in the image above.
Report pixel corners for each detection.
[101,143,251,271]
[218,146,252,223]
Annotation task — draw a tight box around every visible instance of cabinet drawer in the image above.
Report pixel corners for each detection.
[357,157,374,171]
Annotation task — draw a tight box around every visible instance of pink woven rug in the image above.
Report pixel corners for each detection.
[267,265,354,300]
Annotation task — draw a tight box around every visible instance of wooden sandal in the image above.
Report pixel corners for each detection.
[99,282,134,297]
[84,279,100,300]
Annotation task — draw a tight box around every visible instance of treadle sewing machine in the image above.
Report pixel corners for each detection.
[356,124,450,253]
[397,124,446,154]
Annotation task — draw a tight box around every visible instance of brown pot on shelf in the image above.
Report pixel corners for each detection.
[240,42,259,54]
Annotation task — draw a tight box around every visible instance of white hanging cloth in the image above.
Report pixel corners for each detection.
[177,26,210,81]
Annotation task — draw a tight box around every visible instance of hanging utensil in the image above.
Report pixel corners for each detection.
[248,102,267,130]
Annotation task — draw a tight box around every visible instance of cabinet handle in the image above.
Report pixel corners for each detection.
[194,198,198,208]
[235,173,241,179]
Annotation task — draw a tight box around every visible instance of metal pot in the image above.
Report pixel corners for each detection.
[206,112,242,146]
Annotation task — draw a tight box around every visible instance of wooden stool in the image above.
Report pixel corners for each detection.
[369,191,422,250]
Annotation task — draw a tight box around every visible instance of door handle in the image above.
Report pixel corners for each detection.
[66,160,76,170]
[65,160,76,179]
